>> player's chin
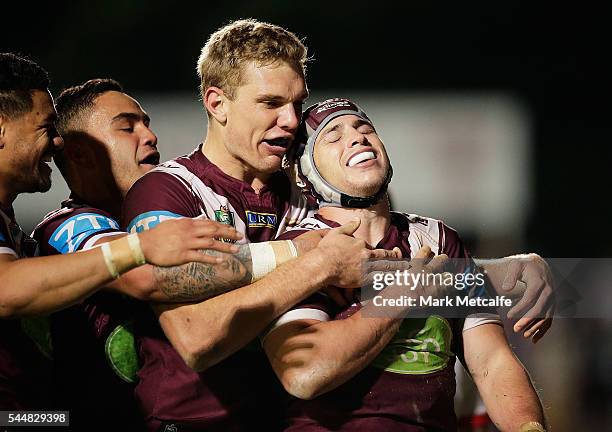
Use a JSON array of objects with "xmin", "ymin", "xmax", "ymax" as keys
[{"xmin": 258, "ymin": 154, "xmax": 284, "ymax": 173}]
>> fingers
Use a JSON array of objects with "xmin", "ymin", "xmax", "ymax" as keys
[
  {"xmin": 369, "ymin": 248, "xmax": 401, "ymax": 260},
  {"xmin": 507, "ymin": 276, "xmax": 545, "ymax": 320},
  {"xmin": 531, "ymin": 319, "xmax": 552, "ymax": 343},
  {"xmin": 427, "ymin": 254, "xmax": 449, "ymax": 272},
  {"xmin": 511, "ymin": 284, "xmax": 553, "ymax": 334},
  {"xmin": 183, "ymin": 250, "xmax": 226, "ymax": 265},
  {"xmin": 501, "ymin": 259, "xmax": 523, "ymax": 291},
  {"xmin": 191, "ymin": 219, "xmax": 243, "ymax": 241},
  {"xmin": 333, "ymin": 218, "xmax": 361, "ymax": 236},
  {"xmin": 189, "ymin": 237, "xmax": 239, "ymax": 255},
  {"xmin": 413, "ymin": 246, "xmax": 432, "ymax": 260},
  {"xmin": 522, "ymin": 318, "xmax": 552, "ymax": 342}
]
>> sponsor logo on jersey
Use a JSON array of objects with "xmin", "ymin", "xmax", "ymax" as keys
[
  {"xmin": 50, "ymin": 212, "xmax": 120, "ymax": 254},
  {"xmin": 245, "ymin": 210, "xmax": 277, "ymax": 228},
  {"xmin": 214, "ymin": 206, "xmax": 237, "ymax": 243},
  {"xmin": 127, "ymin": 210, "xmax": 182, "ymax": 233},
  {"xmin": 214, "ymin": 206, "xmax": 235, "ymax": 227},
  {"xmin": 371, "ymin": 315, "xmax": 453, "ymax": 374}
]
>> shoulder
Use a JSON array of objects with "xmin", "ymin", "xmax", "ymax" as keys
[
  {"xmin": 33, "ymin": 204, "xmax": 121, "ymax": 254},
  {"xmin": 122, "ymin": 160, "xmax": 201, "ymax": 231},
  {"xmin": 392, "ymin": 212, "xmax": 467, "ymax": 259}
]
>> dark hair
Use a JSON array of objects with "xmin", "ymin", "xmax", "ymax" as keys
[
  {"xmin": 0, "ymin": 53, "xmax": 50, "ymax": 119},
  {"xmin": 55, "ymin": 78, "xmax": 123, "ymax": 134}
]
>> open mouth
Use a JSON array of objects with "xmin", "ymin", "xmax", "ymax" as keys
[
  {"xmin": 347, "ymin": 151, "xmax": 377, "ymax": 167},
  {"xmin": 263, "ymin": 137, "xmax": 292, "ymax": 148},
  {"xmin": 140, "ymin": 152, "xmax": 160, "ymax": 166}
]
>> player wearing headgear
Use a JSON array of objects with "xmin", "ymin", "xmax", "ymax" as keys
[
  {"xmin": 0, "ymin": 53, "xmax": 238, "ymax": 410},
  {"xmin": 263, "ymin": 98, "xmax": 547, "ymax": 432},
  {"xmin": 120, "ymin": 20, "xmax": 398, "ymax": 431}
]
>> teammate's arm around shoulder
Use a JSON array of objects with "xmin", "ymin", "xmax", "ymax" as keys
[
  {"xmin": 0, "ymin": 217, "xmax": 237, "ymax": 318},
  {"xmin": 155, "ymin": 219, "xmax": 400, "ymax": 372}
]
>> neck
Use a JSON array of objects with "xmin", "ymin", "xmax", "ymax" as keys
[
  {"xmin": 68, "ymin": 175, "xmax": 123, "ymax": 220},
  {"xmin": 202, "ymin": 125, "xmax": 270, "ymax": 193},
  {"xmin": 0, "ymin": 183, "xmax": 17, "ymax": 210},
  {"xmin": 318, "ymin": 196, "xmax": 391, "ymax": 246}
]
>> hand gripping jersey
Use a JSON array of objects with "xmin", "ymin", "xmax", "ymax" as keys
[
  {"xmin": 0, "ymin": 207, "xmax": 53, "ymax": 410},
  {"xmin": 121, "ymin": 146, "xmax": 312, "ymax": 431},
  {"xmin": 267, "ymin": 212, "xmax": 500, "ymax": 432},
  {"xmin": 32, "ymin": 198, "xmax": 146, "ymax": 431}
]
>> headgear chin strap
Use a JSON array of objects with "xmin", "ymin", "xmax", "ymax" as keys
[{"xmin": 297, "ymin": 99, "xmax": 393, "ymax": 208}]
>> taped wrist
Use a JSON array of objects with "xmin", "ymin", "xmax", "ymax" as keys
[
  {"xmin": 102, "ymin": 233, "xmax": 147, "ymax": 278},
  {"xmin": 248, "ymin": 240, "xmax": 298, "ymax": 282}
]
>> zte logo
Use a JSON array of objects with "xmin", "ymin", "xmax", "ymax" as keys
[
  {"xmin": 245, "ymin": 211, "xmax": 277, "ymax": 228},
  {"xmin": 50, "ymin": 213, "xmax": 120, "ymax": 253},
  {"xmin": 127, "ymin": 210, "xmax": 183, "ymax": 233}
]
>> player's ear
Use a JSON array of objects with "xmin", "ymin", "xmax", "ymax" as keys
[{"xmin": 204, "ymin": 87, "xmax": 227, "ymax": 125}]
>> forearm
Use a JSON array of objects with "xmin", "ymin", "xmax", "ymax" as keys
[
  {"xmin": 151, "ymin": 240, "xmax": 297, "ymax": 301},
  {"xmin": 157, "ymin": 249, "xmax": 331, "ymax": 371},
  {"xmin": 466, "ymin": 324, "xmax": 546, "ymax": 430},
  {"xmin": 269, "ymin": 314, "xmax": 401, "ymax": 400},
  {"xmin": 475, "ymin": 350, "xmax": 545, "ymax": 430},
  {"xmin": 0, "ymin": 251, "xmax": 113, "ymax": 317}
]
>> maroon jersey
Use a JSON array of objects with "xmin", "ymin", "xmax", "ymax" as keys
[
  {"xmin": 121, "ymin": 146, "xmax": 311, "ymax": 431},
  {"xmin": 268, "ymin": 212, "xmax": 500, "ymax": 432},
  {"xmin": 32, "ymin": 198, "xmax": 146, "ymax": 431},
  {"xmin": 0, "ymin": 207, "xmax": 53, "ymax": 410}
]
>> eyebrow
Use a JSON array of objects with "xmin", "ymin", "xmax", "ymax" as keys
[
  {"xmin": 323, "ymin": 123, "xmax": 343, "ymax": 136},
  {"xmin": 353, "ymin": 119, "xmax": 373, "ymax": 129},
  {"xmin": 255, "ymin": 91, "xmax": 309, "ymax": 103},
  {"xmin": 111, "ymin": 112, "xmax": 150, "ymax": 124}
]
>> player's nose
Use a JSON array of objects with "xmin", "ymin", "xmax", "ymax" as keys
[{"xmin": 278, "ymin": 104, "xmax": 300, "ymax": 132}]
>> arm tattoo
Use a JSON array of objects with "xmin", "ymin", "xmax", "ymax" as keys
[{"xmin": 153, "ymin": 244, "xmax": 253, "ymax": 301}]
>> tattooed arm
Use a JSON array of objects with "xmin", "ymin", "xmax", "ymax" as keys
[{"xmin": 151, "ymin": 245, "xmax": 253, "ymax": 301}]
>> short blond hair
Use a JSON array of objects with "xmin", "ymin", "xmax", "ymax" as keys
[{"xmin": 197, "ymin": 19, "xmax": 308, "ymax": 102}]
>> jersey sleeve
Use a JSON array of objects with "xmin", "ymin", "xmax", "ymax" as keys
[
  {"xmin": 36, "ymin": 208, "xmax": 123, "ymax": 255},
  {"xmin": 0, "ymin": 229, "xmax": 17, "ymax": 257},
  {"xmin": 121, "ymin": 171, "xmax": 202, "ymax": 232},
  {"xmin": 439, "ymin": 223, "xmax": 501, "ymax": 331}
]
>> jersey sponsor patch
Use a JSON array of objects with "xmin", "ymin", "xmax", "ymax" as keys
[
  {"xmin": 126, "ymin": 210, "xmax": 183, "ymax": 233},
  {"xmin": 371, "ymin": 315, "xmax": 453, "ymax": 375},
  {"xmin": 245, "ymin": 210, "xmax": 277, "ymax": 228},
  {"xmin": 49, "ymin": 212, "xmax": 120, "ymax": 253},
  {"xmin": 214, "ymin": 205, "xmax": 235, "ymax": 227}
]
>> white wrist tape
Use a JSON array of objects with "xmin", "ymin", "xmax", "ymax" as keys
[
  {"xmin": 101, "ymin": 242, "xmax": 120, "ymax": 279},
  {"xmin": 248, "ymin": 240, "xmax": 298, "ymax": 282}
]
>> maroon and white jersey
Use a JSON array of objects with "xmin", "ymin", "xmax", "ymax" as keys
[
  {"xmin": 0, "ymin": 207, "xmax": 52, "ymax": 410},
  {"xmin": 121, "ymin": 146, "xmax": 312, "ymax": 430},
  {"xmin": 32, "ymin": 198, "xmax": 146, "ymax": 431},
  {"xmin": 267, "ymin": 212, "xmax": 500, "ymax": 432}
]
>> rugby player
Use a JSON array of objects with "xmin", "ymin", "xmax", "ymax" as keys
[
  {"xmin": 0, "ymin": 54, "xmax": 242, "ymax": 410},
  {"xmin": 33, "ymin": 77, "xmax": 339, "ymax": 429},
  {"xmin": 121, "ymin": 19, "xmax": 554, "ymax": 430},
  {"xmin": 263, "ymin": 98, "xmax": 547, "ymax": 432}
]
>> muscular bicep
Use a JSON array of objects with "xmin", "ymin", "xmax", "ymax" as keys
[{"xmin": 463, "ymin": 322, "xmax": 511, "ymax": 381}]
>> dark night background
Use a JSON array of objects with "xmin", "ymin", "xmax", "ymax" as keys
[
  {"xmin": 3, "ymin": 1, "xmax": 609, "ymax": 256},
  {"xmin": 2, "ymin": 1, "xmax": 611, "ymax": 429}
]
